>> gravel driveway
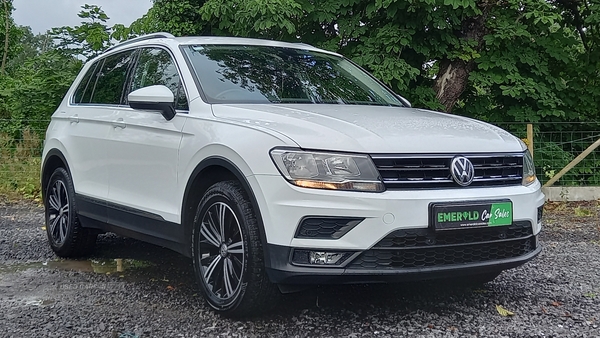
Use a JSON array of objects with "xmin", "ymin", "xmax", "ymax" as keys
[{"xmin": 0, "ymin": 201, "xmax": 599, "ymax": 337}]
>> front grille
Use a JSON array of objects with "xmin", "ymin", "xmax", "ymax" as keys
[
  {"xmin": 348, "ymin": 221, "xmax": 535, "ymax": 269},
  {"xmin": 295, "ymin": 217, "xmax": 364, "ymax": 239},
  {"xmin": 372, "ymin": 154, "xmax": 523, "ymax": 189}
]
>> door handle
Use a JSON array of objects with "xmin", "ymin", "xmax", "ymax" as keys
[
  {"xmin": 69, "ymin": 115, "xmax": 79, "ymax": 124},
  {"xmin": 112, "ymin": 118, "xmax": 126, "ymax": 129}
]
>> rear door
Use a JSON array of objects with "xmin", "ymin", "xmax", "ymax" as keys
[
  {"xmin": 106, "ymin": 46, "xmax": 188, "ymax": 240},
  {"xmin": 64, "ymin": 50, "xmax": 135, "ymax": 222}
]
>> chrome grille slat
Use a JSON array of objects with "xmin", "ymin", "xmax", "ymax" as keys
[
  {"xmin": 473, "ymin": 165, "xmax": 520, "ymax": 169},
  {"xmin": 379, "ymin": 167, "xmax": 450, "ymax": 171},
  {"xmin": 372, "ymin": 154, "xmax": 524, "ymax": 189}
]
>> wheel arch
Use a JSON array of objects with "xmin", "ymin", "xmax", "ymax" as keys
[
  {"xmin": 181, "ymin": 156, "xmax": 272, "ymax": 268},
  {"xmin": 41, "ymin": 149, "xmax": 71, "ymax": 199}
]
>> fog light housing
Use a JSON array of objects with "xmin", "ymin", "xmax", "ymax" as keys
[
  {"xmin": 291, "ymin": 249, "xmax": 354, "ymax": 266},
  {"xmin": 310, "ymin": 251, "xmax": 345, "ymax": 265}
]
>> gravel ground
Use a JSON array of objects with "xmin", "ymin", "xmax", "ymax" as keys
[{"xmin": 0, "ymin": 201, "xmax": 599, "ymax": 338}]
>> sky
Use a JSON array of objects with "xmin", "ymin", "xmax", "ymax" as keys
[{"xmin": 12, "ymin": 0, "xmax": 153, "ymax": 34}]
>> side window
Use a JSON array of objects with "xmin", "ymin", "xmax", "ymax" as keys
[
  {"xmin": 130, "ymin": 48, "xmax": 189, "ymax": 110},
  {"xmin": 90, "ymin": 50, "xmax": 135, "ymax": 105},
  {"xmin": 72, "ymin": 61, "xmax": 99, "ymax": 104}
]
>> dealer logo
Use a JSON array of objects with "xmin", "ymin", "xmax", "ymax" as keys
[{"xmin": 451, "ymin": 156, "xmax": 474, "ymax": 186}]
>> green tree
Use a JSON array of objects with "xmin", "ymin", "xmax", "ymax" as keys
[
  {"xmin": 131, "ymin": 0, "xmax": 598, "ymax": 124},
  {"xmin": 50, "ymin": 4, "xmax": 112, "ymax": 59},
  {"xmin": 0, "ymin": 50, "xmax": 82, "ymax": 138},
  {"xmin": 6, "ymin": 26, "xmax": 53, "ymax": 73},
  {"xmin": 128, "ymin": 0, "xmax": 208, "ymax": 37},
  {"xmin": 1, "ymin": 0, "xmax": 21, "ymax": 74}
]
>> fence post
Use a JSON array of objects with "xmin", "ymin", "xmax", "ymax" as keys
[
  {"xmin": 543, "ymin": 136, "xmax": 600, "ymax": 187},
  {"xmin": 527, "ymin": 124, "xmax": 533, "ymax": 157}
]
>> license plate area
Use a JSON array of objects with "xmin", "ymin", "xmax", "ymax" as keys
[{"xmin": 430, "ymin": 200, "xmax": 513, "ymax": 230}]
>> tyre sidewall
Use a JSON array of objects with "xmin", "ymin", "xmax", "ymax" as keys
[
  {"xmin": 192, "ymin": 184, "xmax": 251, "ymax": 313},
  {"xmin": 45, "ymin": 168, "xmax": 78, "ymax": 254}
]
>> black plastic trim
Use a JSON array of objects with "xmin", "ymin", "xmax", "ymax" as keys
[
  {"xmin": 75, "ymin": 194, "xmax": 186, "ymax": 255},
  {"xmin": 76, "ymin": 194, "xmax": 108, "ymax": 223},
  {"xmin": 129, "ymin": 101, "xmax": 176, "ymax": 121},
  {"xmin": 265, "ymin": 242, "xmax": 541, "ymax": 284},
  {"xmin": 41, "ymin": 149, "xmax": 71, "ymax": 199},
  {"xmin": 294, "ymin": 216, "xmax": 364, "ymax": 239}
]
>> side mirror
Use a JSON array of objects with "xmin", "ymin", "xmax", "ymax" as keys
[
  {"xmin": 128, "ymin": 85, "xmax": 176, "ymax": 121},
  {"xmin": 396, "ymin": 94, "xmax": 412, "ymax": 108}
]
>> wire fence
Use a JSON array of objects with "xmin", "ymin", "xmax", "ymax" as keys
[
  {"xmin": 0, "ymin": 119, "xmax": 46, "ymax": 199},
  {"xmin": 1, "ymin": 119, "xmax": 600, "ymax": 200},
  {"xmin": 493, "ymin": 122, "xmax": 600, "ymax": 187}
]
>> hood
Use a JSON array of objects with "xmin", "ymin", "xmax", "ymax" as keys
[{"xmin": 211, "ymin": 104, "xmax": 524, "ymax": 154}]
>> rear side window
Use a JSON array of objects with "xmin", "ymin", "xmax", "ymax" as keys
[
  {"xmin": 129, "ymin": 48, "xmax": 188, "ymax": 110},
  {"xmin": 87, "ymin": 50, "xmax": 135, "ymax": 105},
  {"xmin": 73, "ymin": 62, "xmax": 99, "ymax": 104}
]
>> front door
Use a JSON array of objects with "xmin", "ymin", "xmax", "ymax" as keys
[{"xmin": 106, "ymin": 47, "xmax": 189, "ymax": 242}]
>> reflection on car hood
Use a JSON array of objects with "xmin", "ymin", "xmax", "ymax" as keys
[{"xmin": 211, "ymin": 104, "xmax": 524, "ymax": 153}]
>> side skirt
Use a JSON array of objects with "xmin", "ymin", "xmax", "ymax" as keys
[{"xmin": 75, "ymin": 194, "xmax": 189, "ymax": 257}]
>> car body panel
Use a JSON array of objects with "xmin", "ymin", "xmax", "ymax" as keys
[
  {"xmin": 46, "ymin": 107, "xmax": 114, "ymax": 201},
  {"xmin": 105, "ymin": 108, "xmax": 187, "ymax": 223},
  {"xmin": 212, "ymin": 104, "xmax": 523, "ymax": 154},
  {"xmin": 250, "ymin": 174, "xmax": 543, "ymax": 248}
]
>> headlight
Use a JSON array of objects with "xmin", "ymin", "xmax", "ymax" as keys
[
  {"xmin": 270, "ymin": 149, "xmax": 385, "ymax": 192},
  {"xmin": 522, "ymin": 149, "xmax": 536, "ymax": 186}
]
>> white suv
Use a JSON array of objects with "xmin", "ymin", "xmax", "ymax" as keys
[{"xmin": 41, "ymin": 33, "xmax": 544, "ymax": 316}]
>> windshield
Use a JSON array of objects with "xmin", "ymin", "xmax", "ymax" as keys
[{"xmin": 183, "ymin": 45, "xmax": 404, "ymax": 106}]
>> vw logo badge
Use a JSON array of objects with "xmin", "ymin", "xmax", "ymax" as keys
[{"xmin": 450, "ymin": 156, "xmax": 475, "ymax": 186}]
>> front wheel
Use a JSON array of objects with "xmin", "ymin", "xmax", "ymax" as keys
[{"xmin": 192, "ymin": 181, "xmax": 279, "ymax": 317}]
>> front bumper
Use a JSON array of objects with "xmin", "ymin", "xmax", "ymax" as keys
[
  {"xmin": 249, "ymin": 174, "xmax": 544, "ymax": 284},
  {"xmin": 266, "ymin": 243, "xmax": 542, "ymax": 284}
]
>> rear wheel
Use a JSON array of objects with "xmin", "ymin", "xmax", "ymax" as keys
[
  {"xmin": 44, "ymin": 167, "xmax": 97, "ymax": 257},
  {"xmin": 192, "ymin": 180, "xmax": 279, "ymax": 317}
]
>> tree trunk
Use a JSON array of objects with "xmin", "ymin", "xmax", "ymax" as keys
[
  {"xmin": 433, "ymin": 59, "xmax": 473, "ymax": 113},
  {"xmin": 433, "ymin": 2, "xmax": 493, "ymax": 113},
  {"xmin": 1, "ymin": 0, "xmax": 9, "ymax": 75}
]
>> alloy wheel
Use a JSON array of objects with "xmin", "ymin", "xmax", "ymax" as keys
[
  {"xmin": 198, "ymin": 201, "xmax": 245, "ymax": 303},
  {"xmin": 47, "ymin": 180, "xmax": 69, "ymax": 246}
]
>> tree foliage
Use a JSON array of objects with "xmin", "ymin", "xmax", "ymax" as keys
[
  {"xmin": 1, "ymin": 0, "xmax": 21, "ymax": 74},
  {"xmin": 132, "ymin": 0, "xmax": 599, "ymax": 125},
  {"xmin": 0, "ymin": 1, "xmax": 598, "ymax": 193},
  {"xmin": 0, "ymin": 5, "xmax": 106, "ymax": 139},
  {"xmin": 0, "ymin": 51, "xmax": 82, "ymax": 137},
  {"xmin": 50, "ymin": 4, "xmax": 113, "ymax": 59}
]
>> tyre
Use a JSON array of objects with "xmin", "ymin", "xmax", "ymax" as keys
[
  {"xmin": 44, "ymin": 167, "xmax": 97, "ymax": 257},
  {"xmin": 192, "ymin": 180, "xmax": 280, "ymax": 317}
]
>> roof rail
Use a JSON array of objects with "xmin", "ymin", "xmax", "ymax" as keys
[
  {"xmin": 295, "ymin": 42, "xmax": 317, "ymax": 49},
  {"xmin": 105, "ymin": 32, "xmax": 175, "ymax": 52}
]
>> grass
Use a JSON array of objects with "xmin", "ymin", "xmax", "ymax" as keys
[
  {"xmin": 574, "ymin": 206, "xmax": 595, "ymax": 217},
  {"xmin": 0, "ymin": 129, "xmax": 42, "ymax": 202}
]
